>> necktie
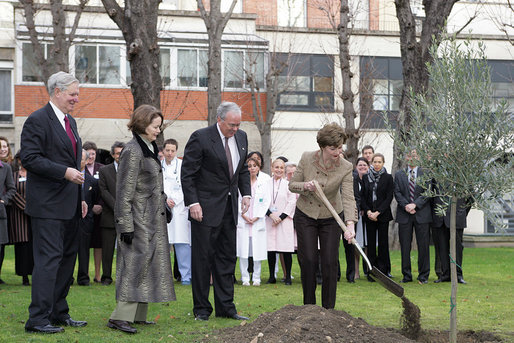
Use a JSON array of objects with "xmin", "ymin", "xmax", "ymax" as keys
[
  {"xmin": 409, "ymin": 169, "xmax": 415, "ymax": 202},
  {"xmin": 64, "ymin": 115, "xmax": 77, "ymax": 157},
  {"xmin": 225, "ymin": 137, "xmax": 234, "ymax": 178}
]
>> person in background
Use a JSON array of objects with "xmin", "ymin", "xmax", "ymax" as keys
[
  {"xmin": 0, "ymin": 144, "xmax": 15, "ymax": 284},
  {"xmin": 82, "ymin": 141, "xmax": 103, "ymax": 283},
  {"xmin": 0, "ymin": 137, "xmax": 13, "ymax": 164},
  {"xmin": 237, "ymin": 157, "xmax": 271, "ymax": 286},
  {"xmin": 361, "ymin": 145, "xmax": 374, "ymax": 164},
  {"xmin": 76, "ymin": 150, "xmax": 100, "ymax": 286},
  {"xmin": 352, "ymin": 157, "xmax": 369, "ymax": 280},
  {"xmin": 98, "ymin": 141, "xmax": 125, "ymax": 286},
  {"xmin": 361, "ymin": 153, "xmax": 393, "ymax": 282},
  {"xmin": 8, "ymin": 151, "xmax": 34, "ymax": 286},
  {"xmin": 394, "ymin": 149, "xmax": 432, "ymax": 284},
  {"xmin": 162, "ymin": 138, "xmax": 191, "ymax": 285},
  {"xmin": 21, "ymin": 71, "xmax": 87, "ymax": 334},
  {"xmin": 107, "ymin": 104, "xmax": 175, "ymax": 334},
  {"xmin": 289, "ymin": 123, "xmax": 357, "ymax": 309}
]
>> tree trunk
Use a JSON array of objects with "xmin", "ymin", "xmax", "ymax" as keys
[
  {"xmin": 102, "ymin": 0, "xmax": 162, "ymax": 110},
  {"xmin": 392, "ymin": 0, "xmax": 459, "ymax": 173},
  {"xmin": 449, "ymin": 196, "xmax": 458, "ymax": 343},
  {"xmin": 338, "ymin": 0, "xmax": 359, "ymax": 165}
]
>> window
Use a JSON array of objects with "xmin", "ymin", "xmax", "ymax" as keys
[
  {"xmin": 22, "ymin": 42, "xmax": 53, "ymax": 82},
  {"xmin": 0, "ymin": 69, "xmax": 12, "ymax": 122},
  {"xmin": 276, "ymin": 54, "xmax": 334, "ymax": 111},
  {"xmin": 277, "ymin": 0, "xmax": 306, "ymax": 27},
  {"xmin": 246, "ymin": 51, "xmax": 265, "ymax": 89},
  {"xmin": 176, "ymin": 49, "xmax": 208, "ymax": 87},
  {"xmin": 223, "ymin": 50, "xmax": 266, "ymax": 90},
  {"xmin": 489, "ymin": 60, "xmax": 514, "ymax": 113},
  {"xmin": 75, "ymin": 45, "xmax": 121, "ymax": 85}
]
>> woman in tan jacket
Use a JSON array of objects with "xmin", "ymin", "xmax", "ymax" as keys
[{"xmin": 289, "ymin": 123, "xmax": 358, "ymax": 309}]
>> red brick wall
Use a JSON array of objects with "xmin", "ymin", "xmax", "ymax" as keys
[
  {"xmin": 369, "ymin": 0, "xmax": 379, "ymax": 31},
  {"xmin": 245, "ymin": 0, "xmax": 277, "ymax": 26},
  {"xmin": 15, "ymin": 85, "xmax": 265, "ymax": 122},
  {"xmin": 307, "ymin": 0, "xmax": 339, "ymax": 29}
]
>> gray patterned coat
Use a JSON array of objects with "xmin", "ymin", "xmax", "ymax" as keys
[{"xmin": 114, "ymin": 135, "xmax": 175, "ymax": 303}]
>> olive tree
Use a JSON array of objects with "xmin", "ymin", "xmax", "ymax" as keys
[{"xmin": 389, "ymin": 37, "xmax": 513, "ymax": 343}]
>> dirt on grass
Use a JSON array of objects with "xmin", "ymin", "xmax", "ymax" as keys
[{"xmin": 203, "ymin": 304, "xmax": 505, "ymax": 343}]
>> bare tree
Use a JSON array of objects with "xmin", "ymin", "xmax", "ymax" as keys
[
  {"xmin": 393, "ymin": 0, "xmax": 459, "ymax": 172},
  {"xmin": 19, "ymin": 0, "xmax": 88, "ymax": 88},
  {"xmin": 101, "ymin": 0, "xmax": 162, "ymax": 109},
  {"xmin": 197, "ymin": 0, "xmax": 239, "ymax": 125}
]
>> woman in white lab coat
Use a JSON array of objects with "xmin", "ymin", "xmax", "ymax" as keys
[{"xmin": 236, "ymin": 157, "xmax": 271, "ymax": 286}]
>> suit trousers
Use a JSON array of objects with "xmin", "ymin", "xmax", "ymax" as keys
[
  {"xmin": 399, "ymin": 217, "xmax": 430, "ymax": 281},
  {"xmin": 101, "ymin": 227, "xmax": 117, "ymax": 282},
  {"xmin": 365, "ymin": 219, "xmax": 390, "ymax": 274},
  {"xmin": 431, "ymin": 225, "xmax": 442, "ymax": 278},
  {"xmin": 110, "ymin": 301, "xmax": 148, "ymax": 322},
  {"xmin": 191, "ymin": 198, "xmax": 237, "ymax": 317},
  {"xmin": 294, "ymin": 208, "xmax": 342, "ymax": 310},
  {"xmin": 26, "ymin": 217, "xmax": 79, "ymax": 327},
  {"xmin": 77, "ymin": 219, "xmax": 94, "ymax": 284},
  {"xmin": 436, "ymin": 224, "xmax": 464, "ymax": 279}
]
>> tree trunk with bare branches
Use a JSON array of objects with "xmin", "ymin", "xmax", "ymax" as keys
[
  {"xmin": 101, "ymin": 0, "xmax": 162, "ymax": 110},
  {"xmin": 392, "ymin": 0, "xmax": 459, "ymax": 172},
  {"xmin": 19, "ymin": 0, "xmax": 88, "ymax": 88},
  {"xmin": 197, "ymin": 0, "xmax": 239, "ymax": 125}
]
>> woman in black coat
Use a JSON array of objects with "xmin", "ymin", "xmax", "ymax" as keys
[{"xmin": 361, "ymin": 153, "xmax": 393, "ymax": 281}]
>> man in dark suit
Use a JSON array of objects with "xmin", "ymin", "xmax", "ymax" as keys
[
  {"xmin": 21, "ymin": 71, "xmax": 88, "ymax": 334},
  {"xmin": 432, "ymin": 192, "xmax": 471, "ymax": 284},
  {"xmin": 394, "ymin": 150, "xmax": 432, "ymax": 284},
  {"xmin": 181, "ymin": 102, "xmax": 251, "ymax": 321},
  {"xmin": 98, "ymin": 141, "xmax": 125, "ymax": 285},
  {"xmin": 76, "ymin": 149, "xmax": 100, "ymax": 286}
]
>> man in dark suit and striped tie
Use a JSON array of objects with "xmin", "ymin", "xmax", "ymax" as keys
[
  {"xmin": 21, "ymin": 71, "xmax": 88, "ymax": 334},
  {"xmin": 394, "ymin": 149, "xmax": 432, "ymax": 284}
]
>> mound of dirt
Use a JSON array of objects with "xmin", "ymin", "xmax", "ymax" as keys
[
  {"xmin": 203, "ymin": 304, "xmax": 506, "ymax": 343},
  {"xmin": 204, "ymin": 304, "xmax": 416, "ymax": 343}
]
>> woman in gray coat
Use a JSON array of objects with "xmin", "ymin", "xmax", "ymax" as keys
[
  {"xmin": 0, "ymin": 157, "xmax": 16, "ymax": 284},
  {"xmin": 107, "ymin": 105, "xmax": 175, "ymax": 334}
]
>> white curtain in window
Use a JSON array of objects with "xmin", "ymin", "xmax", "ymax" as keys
[
  {"xmin": 178, "ymin": 49, "xmax": 197, "ymax": 87},
  {"xmin": 99, "ymin": 46, "xmax": 120, "ymax": 84},
  {"xmin": 0, "ymin": 70, "xmax": 11, "ymax": 112},
  {"xmin": 224, "ymin": 51, "xmax": 244, "ymax": 88}
]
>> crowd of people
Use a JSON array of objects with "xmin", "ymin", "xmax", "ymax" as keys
[{"xmin": 0, "ymin": 71, "xmax": 471, "ymax": 335}]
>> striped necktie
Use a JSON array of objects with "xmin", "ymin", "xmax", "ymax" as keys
[{"xmin": 409, "ymin": 169, "xmax": 415, "ymax": 202}]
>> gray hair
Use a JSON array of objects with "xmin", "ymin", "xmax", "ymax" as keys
[
  {"xmin": 216, "ymin": 101, "xmax": 241, "ymax": 121},
  {"xmin": 82, "ymin": 149, "xmax": 89, "ymax": 160},
  {"xmin": 48, "ymin": 71, "xmax": 79, "ymax": 97},
  {"xmin": 110, "ymin": 141, "xmax": 125, "ymax": 155}
]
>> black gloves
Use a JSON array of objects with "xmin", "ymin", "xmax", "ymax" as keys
[{"xmin": 120, "ymin": 232, "xmax": 134, "ymax": 244}]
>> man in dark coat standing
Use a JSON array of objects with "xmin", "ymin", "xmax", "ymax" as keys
[
  {"xmin": 394, "ymin": 150, "xmax": 432, "ymax": 284},
  {"xmin": 181, "ymin": 102, "xmax": 251, "ymax": 321},
  {"xmin": 21, "ymin": 71, "xmax": 87, "ymax": 334}
]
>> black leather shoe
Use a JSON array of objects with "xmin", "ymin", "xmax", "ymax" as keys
[
  {"xmin": 458, "ymin": 278, "xmax": 467, "ymax": 284},
  {"xmin": 284, "ymin": 278, "xmax": 292, "ymax": 286},
  {"xmin": 387, "ymin": 273, "xmax": 394, "ymax": 278},
  {"xmin": 77, "ymin": 281, "xmax": 90, "ymax": 286},
  {"xmin": 52, "ymin": 318, "xmax": 87, "ymax": 327},
  {"xmin": 367, "ymin": 275, "xmax": 375, "ymax": 282},
  {"xmin": 266, "ymin": 277, "xmax": 276, "ymax": 284},
  {"xmin": 434, "ymin": 278, "xmax": 450, "ymax": 283},
  {"xmin": 107, "ymin": 319, "xmax": 137, "ymax": 334},
  {"xmin": 195, "ymin": 314, "xmax": 209, "ymax": 321},
  {"xmin": 0, "ymin": 279, "xmax": 5, "ymax": 285},
  {"xmin": 101, "ymin": 279, "xmax": 112, "ymax": 286},
  {"xmin": 25, "ymin": 324, "xmax": 64, "ymax": 334},
  {"xmin": 134, "ymin": 320, "xmax": 155, "ymax": 325},
  {"xmin": 400, "ymin": 278, "xmax": 412, "ymax": 283},
  {"xmin": 230, "ymin": 313, "xmax": 249, "ymax": 320},
  {"xmin": 347, "ymin": 279, "xmax": 355, "ymax": 283},
  {"xmin": 418, "ymin": 279, "xmax": 428, "ymax": 285}
]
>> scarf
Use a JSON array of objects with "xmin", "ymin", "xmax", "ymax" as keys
[{"xmin": 368, "ymin": 166, "xmax": 386, "ymax": 203}]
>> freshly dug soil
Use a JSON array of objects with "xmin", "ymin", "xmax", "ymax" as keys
[{"xmin": 203, "ymin": 304, "xmax": 505, "ymax": 343}]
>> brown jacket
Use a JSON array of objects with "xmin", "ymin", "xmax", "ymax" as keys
[{"xmin": 289, "ymin": 150, "xmax": 357, "ymax": 222}]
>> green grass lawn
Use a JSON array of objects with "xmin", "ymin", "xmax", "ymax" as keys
[{"xmin": 0, "ymin": 246, "xmax": 513, "ymax": 342}]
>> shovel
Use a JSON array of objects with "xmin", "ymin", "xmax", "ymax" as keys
[{"xmin": 312, "ymin": 180, "xmax": 404, "ymax": 298}]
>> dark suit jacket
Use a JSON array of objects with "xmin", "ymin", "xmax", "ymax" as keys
[
  {"xmin": 181, "ymin": 124, "xmax": 251, "ymax": 227},
  {"xmin": 20, "ymin": 102, "xmax": 82, "ymax": 220},
  {"xmin": 394, "ymin": 167, "xmax": 432, "ymax": 224},
  {"xmin": 361, "ymin": 172, "xmax": 394, "ymax": 222},
  {"xmin": 432, "ymin": 195, "xmax": 471, "ymax": 229},
  {"xmin": 80, "ymin": 173, "xmax": 99, "ymax": 227},
  {"xmin": 98, "ymin": 163, "xmax": 117, "ymax": 228}
]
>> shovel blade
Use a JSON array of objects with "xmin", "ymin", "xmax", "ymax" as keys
[{"xmin": 369, "ymin": 268, "xmax": 404, "ymax": 298}]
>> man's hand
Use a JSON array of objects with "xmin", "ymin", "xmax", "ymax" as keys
[
  {"xmin": 65, "ymin": 168, "xmax": 84, "ymax": 185},
  {"xmin": 166, "ymin": 198, "xmax": 176, "ymax": 209},
  {"xmin": 120, "ymin": 232, "xmax": 134, "ymax": 245},
  {"xmin": 92, "ymin": 204, "xmax": 102, "ymax": 215},
  {"xmin": 405, "ymin": 203, "xmax": 416, "ymax": 214},
  {"xmin": 190, "ymin": 203, "xmax": 203, "ymax": 222},
  {"xmin": 241, "ymin": 197, "xmax": 251, "ymax": 214},
  {"xmin": 81, "ymin": 201, "xmax": 88, "ymax": 218}
]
